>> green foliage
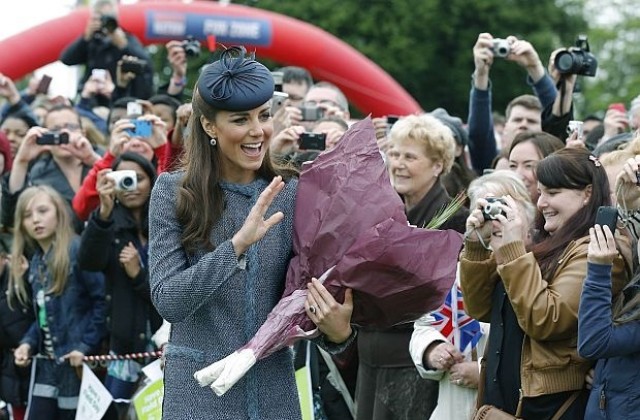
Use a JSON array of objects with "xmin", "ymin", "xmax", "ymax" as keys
[
  {"xmin": 575, "ymin": 1, "xmax": 640, "ymax": 117},
  {"xmin": 252, "ymin": 0, "xmax": 587, "ymax": 119}
]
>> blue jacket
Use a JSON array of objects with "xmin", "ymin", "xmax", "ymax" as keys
[
  {"xmin": 466, "ymin": 73, "xmax": 557, "ymax": 173},
  {"xmin": 578, "ymin": 262, "xmax": 640, "ymax": 419},
  {"xmin": 20, "ymin": 237, "xmax": 107, "ymax": 361}
]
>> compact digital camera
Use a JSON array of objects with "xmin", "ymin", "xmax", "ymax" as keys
[
  {"xmin": 126, "ymin": 119, "xmax": 153, "ymax": 138},
  {"xmin": 491, "ymin": 38, "xmax": 511, "ymax": 58},
  {"xmin": 482, "ymin": 197, "xmax": 507, "ymax": 221},
  {"xmin": 298, "ymin": 132, "xmax": 326, "ymax": 151},
  {"xmin": 36, "ymin": 131, "xmax": 69, "ymax": 146},
  {"xmin": 182, "ymin": 36, "xmax": 201, "ymax": 57},
  {"xmin": 107, "ymin": 170, "xmax": 137, "ymax": 192},
  {"xmin": 299, "ymin": 104, "xmax": 324, "ymax": 122},
  {"xmin": 554, "ymin": 35, "xmax": 598, "ymax": 77}
]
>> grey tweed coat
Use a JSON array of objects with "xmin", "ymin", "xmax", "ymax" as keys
[{"xmin": 149, "ymin": 172, "xmax": 301, "ymax": 420}]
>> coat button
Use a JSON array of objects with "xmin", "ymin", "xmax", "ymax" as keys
[
  {"xmin": 45, "ymin": 296, "xmax": 51, "ymax": 302},
  {"xmin": 105, "ymin": 295, "xmax": 112, "ymax": 302},
  {"xmin": 52, "ymin": 336, "xmax": 57, "ymax": 343},
  {"xmin": 139, "ymin": 333, "xmax": 146, "ymax": 340}
]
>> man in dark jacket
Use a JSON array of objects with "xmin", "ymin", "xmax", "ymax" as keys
[{"xmin": 59, "ymin": 0, "xmax": 153, "ymax": 100}]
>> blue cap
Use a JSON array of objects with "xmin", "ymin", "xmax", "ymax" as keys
[{"xmin": 197, "ymin": 46, "xmax": 274, "ymax": 112}]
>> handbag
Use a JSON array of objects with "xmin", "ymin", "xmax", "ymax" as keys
[{"xmin": 472, "ymin": 358, "xmax": 580, "ymax": 420}]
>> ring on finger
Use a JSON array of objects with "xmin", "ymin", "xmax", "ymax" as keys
[{"xmin": 309, "ymin": 306, "xmax": 316, "ymax": 315}]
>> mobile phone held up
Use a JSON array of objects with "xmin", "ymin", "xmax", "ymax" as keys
[
  {"xmin": 298, "ymin": 132, "xmax": 326, "ymax": 151},
  {"xmin": 36, "ymin": 131, "xmax": 69, "ymax": 146},
  {"xmin": 595, "ymin": 206, "xmax": 618, "ymax": 236},
  {"xmin": 36, "ymin": 75, "xmax": 52, "ymax": 95},
  {"xmin": 126, "ymin": 120, "xmax": 153, "ymax": 138}
]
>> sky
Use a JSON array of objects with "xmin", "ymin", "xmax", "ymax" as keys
[{"xmin": 0, "ymin": 0, "xmax": 83, "ymax": 97}]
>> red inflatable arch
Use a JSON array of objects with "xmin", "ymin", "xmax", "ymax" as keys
[{"xmin": 0, "ymin": 1, "xmax": 421, "ymax": 117}]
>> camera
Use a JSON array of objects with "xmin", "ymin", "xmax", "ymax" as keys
[
  {"xmin": 482, "ymin": 197, "xmax": 507, "ymax": 221},
  {"xmin": 299, "ymin": 132, "xmax": 326, "ymax": 151},
  {"xmin": 491, "ymin": 38, "xmax": 510, "ymax": 58},
  {"xmin": 36, "ymin": 131, "xmax": 69, "ymax": 146},
  {"xmin": 107, "ymin": 170, "xmax": 137, "ymax": 192},
  {"xmin": 125, "ymin": 119, "xmax": 153, "ymax": 138},
  {"xmin": 566, "ymin": 120, "xmax": 584, "ymax": 138},
  {"xmin": 181, "ymin": 36, "xmax": 201, "ymax": 58},
  {"xmin": 271, "ymin": 71, "xmax": 284, "ymax": 92},
  {"xmin": 299, "ymin": 104, "xmax": 324, "ymax": 122},
  {"xmin": 271, "ymin": 91, "xmax": 288, "ymax": 115},
  {"xmin": 554, "ymin": 35, "xmax": 598, "ymax": 77},
  {"xmin": 120, "ymin": 59, "xmax": 146, "ymax": 76},
  {"xmin": 100, "ymin": 14, "xmax": 118, "ymax": 33}
]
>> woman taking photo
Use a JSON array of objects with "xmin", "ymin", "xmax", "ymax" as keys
[
  {"xmin": 578, "ymin": 155, "xmax": 640, "ymax": 419},
  {"xmin": 460, "ymin": 148, "xmax": 631, "ymax": 418},
  {"xmin": 78, "ymin": 152, "xmax": 162, "ymax": 416},
  {"xmin": 148, "ymin": 47, "xmax": 354, "ymax": 419},
  {"xmin": 410, "ymin": 170, "xmax": 534, "ymax": 420}
]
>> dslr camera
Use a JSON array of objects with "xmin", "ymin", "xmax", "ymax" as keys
[
  {"xmin": 107, "ymin": 170, "xmax": 137, "ymax": 192},
  {"xmin": 182, "ymin": 36, "xmax": 201, "ymax": 58},
  {"xmin": 36, "ymin": 131, "xmax": 69, "ymax": 146},
  {"xmin": 100, "ymin": 14, "xmax": 118, "ymax": 33},
  {"xmin": 554, "ymin": 35, "xmax": 598, "ymax": 77},
  {"xmin": 491, "ymin": 38, "xmax": 511, "ymax": 58},
  {"xmin": 482, "ymin": 197, "xmax": 507, "ymax": 221}
]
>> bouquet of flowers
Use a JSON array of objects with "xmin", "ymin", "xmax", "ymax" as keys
[{"xmin": 194, "ymin": 118, "xmax": 463, "ymax": 395}]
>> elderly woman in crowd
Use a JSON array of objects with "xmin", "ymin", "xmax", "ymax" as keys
[{"xmin": 354, "ymin": 114, "xmax": 468, "ymax": 420}]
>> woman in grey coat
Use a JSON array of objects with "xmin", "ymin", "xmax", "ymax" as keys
[{"xmin": 148, "ymin": 46, "xmax": 355, "ymax": 420}]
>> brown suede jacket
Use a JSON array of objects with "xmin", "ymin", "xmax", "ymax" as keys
[{"xmin": 459, "ymin": 236, "xmax": 631, "ymax": 398}]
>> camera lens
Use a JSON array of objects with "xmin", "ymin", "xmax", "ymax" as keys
[
  {"xmin": 555, "ymin": 51, "xmax": 577, "ymax": 73},
  {"xmin": 121, "ymin": 176, "xmax": 135, "ymax": 190}
]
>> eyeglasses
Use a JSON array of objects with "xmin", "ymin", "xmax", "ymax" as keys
[{"xmin": 48, "ymin": 123, "xmax": 81, "ymax": 132}]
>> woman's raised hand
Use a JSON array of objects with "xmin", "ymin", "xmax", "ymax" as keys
[
  {"xmin": 232, "ymin": 176, "xmax": 285, "ymax": 256},
  {"xmin": 587, "ymin": 224, "xmax": 618, "ymax": 265}
]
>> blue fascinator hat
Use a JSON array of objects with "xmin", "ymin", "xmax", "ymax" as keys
[{"xmin": 197, "ymin": 46, "xmax": 274, "ymax": 111}]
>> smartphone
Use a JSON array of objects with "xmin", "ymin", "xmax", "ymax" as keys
[
  {"xmin": 127, "ymin": 101, "xmax": 143, "ymax": 118},
  {"xmin": 608, "ymin": 103, "xmax": 629, "ymax": 130},
  {"xmin": 36, "ymin": 131, "xmax": 69, "ymax": 146},
  {"xmin": 121, "ymin": 59, "xmax": 145, "ymax": 75},
  {"xmin": 299, "ymin": 105, "xmax": 324, "ymax": 122},
  {"xmin": 35, "ymin": 75, "xmax": 52, "ymax": 95},
  {"xmin": 595, "ymin": 206, "xmax": 618, "ymax": 235},
  {"xmin": 608, "ymin": 103, "xmax": 627, "ymax": 114},
  {"xmin": 126, "ymin": 119, "xmax": 152, "ymax": 138},
  {"xmin": 91, "ymin": 68, "xmax": 108, "ymax": 81},
  {"xmin": 271, "ymin": 91, "xmax": 288, "ymax": 115},
  {"xmin": 299, "ymin": 132, "xmax": 326, "ymax": 151}
]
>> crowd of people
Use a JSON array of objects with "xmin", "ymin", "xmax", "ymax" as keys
[{"xmin": 1, "ymin": 1, "xmax": 640, "ymax": 419}]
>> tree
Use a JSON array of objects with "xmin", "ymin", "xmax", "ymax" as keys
[
  {"xmin": 253, "ymin": 0, "xmax": 586, "ymax": 120},
  {"xmin": 575, "ymin": 0, "xmax": 640, "ymax": 117}
]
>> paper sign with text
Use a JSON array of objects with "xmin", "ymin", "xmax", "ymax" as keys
[{"xmin": 75, "ymin": 364, "xmax": 113, "ymax": 420}]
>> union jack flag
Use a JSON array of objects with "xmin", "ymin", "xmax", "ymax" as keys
[{"xmin": 431, "ymin": 285, "xmax": 483, "ymax": 355}]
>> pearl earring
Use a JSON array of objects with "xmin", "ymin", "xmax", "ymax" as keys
[{"xmin": 210, "ymin": 137, "xmax": 217, "ymax": 147}]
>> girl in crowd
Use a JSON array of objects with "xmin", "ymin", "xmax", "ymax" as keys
[
  {"xmin": 460, "ymin": 148, "xmax": 631, "ymax": 418},
  {"xmin": 78, "ymin": 152, "xmax": 162, "ymax": 416},
  {"xmin": 148, "ymin": 47, "xmax": 354, "ymax": 419},
  {"xmin": 578, "ymin": 155, "xmax": 640, "ymax": 418},
  {"xmin": 10, "ymin": 185, "xmax": 106, "ymax": 419},
  {"xmin": 410, "ymin": 170, "xmax": 533, "ymax": 420}
]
